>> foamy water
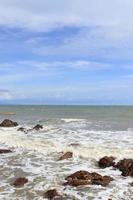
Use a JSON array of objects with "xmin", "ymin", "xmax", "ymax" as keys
[{"xmin": 0, "ymin": 116, "xmax": 132, "ymax": 200}]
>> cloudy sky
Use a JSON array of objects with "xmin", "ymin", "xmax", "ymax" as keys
[{"xmin": 0, "ymin": 0, "xmax": 133, "ymax": 104}]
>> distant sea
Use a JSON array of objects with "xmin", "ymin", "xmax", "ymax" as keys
[{"xmin": 0, "ymin": 105, "xmax": 132, "ymax": 199}]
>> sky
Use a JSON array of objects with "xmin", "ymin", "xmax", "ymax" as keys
[{"xmin": 0, "ymin": 0, "xmax": 133, "ymax": 105}]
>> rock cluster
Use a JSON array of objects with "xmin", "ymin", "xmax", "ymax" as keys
[
  {"xmin": 65, "ymin": 170, "xmax": 113, "ymax": 187},
  {"xmin": 98, "ymin": 156, "xmax": 133, "ymax": 177},
  {"xmin": 0, "ymin": 119, "xmax": 18, "ymax": 127},
  {"xmin": 17, "ymin": 124, "xmax": 43, "ymax": 134},
  {"xmin": 13, "ymin": 177, "xmax": 28, "ymax": 187}
]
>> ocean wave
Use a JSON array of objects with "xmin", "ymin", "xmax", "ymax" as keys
[{"xmin": 0, "ymin": 126, "xmax": 132, "ymax": 199}]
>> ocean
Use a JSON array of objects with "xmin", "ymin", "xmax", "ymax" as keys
[{"xmin": 0, "ymin": 105, "xmax": 132, "ymax": 200}]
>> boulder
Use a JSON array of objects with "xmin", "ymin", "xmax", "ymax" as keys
[
  {"xmin": 115, "ymin": 159, "xmax": 133, "ymax": 177},
  {"xmin": 0, "ymin": 149, "xmax": 12, "ymax": 153},
  {"xmin": 91, "ymin": 172, "xmax": 113, "ymax": 187},
  {"xmin": 13, "ymin": 177, "xmax": 28, "ymax": 187},
  {"xmin": 66, "ymin": 170, "xmax": 92, "ymax": 180},
  {"xmin": 59, "ymin": 152, "xmax": 73, "ymax": 161},
  {"xmin": 33, "ymin": 124, "xmax": 43, "ymax": 131},
  {"xmin": 44, "ymin": 189, "xmax": 60, "ymax": 199},
  {"xmin": 65, "ymin": 170, "xmax": 113, "ymax": 187},
  {"xmin": 65, "ymin": 170, "xmax": 92, "ymax": 186},
  {"xmin": 0, "ymin": 119, "xmax": 18, "ymax": 127},
  {"xmin": 98, "ymin": 156, "xmax": 116, "ymax": 168}
]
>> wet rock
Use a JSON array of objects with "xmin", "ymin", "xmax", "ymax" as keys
[
  {"xmin": 66, "ymin": 170, "xmax": 92, "ymax": 180},
  {"xmin": 115, "ymin": 159, "xmax": 133, "ymax": 177},
  {"xmin": 0, "ymin": 149, "xmax": 12, "ymax": 153},
  {"xmin": 65, "ymin": 170, "xmax": 92, "ymax": 186},
  {"xmin": 33, "ymin": 124, "xmax": 43, "ymax": 131},
  {"xmin": 17, "ymin": 124, "xmax": 43, "ymax": 134},
  {"xmin": 13, "ymin": 177, "xmax": 28, "ymax": 187},
  {"xmin": 59, "ymin": 152, "xmax": 73, "ymax": 161},
  {"xmin": 98, "ymin": 156, "xmax": 116, "ymax": 168},
  {"xmin": 64, "ymin": 178, "xmax": 91, "ymax": 187},
  {"xmin": 44, "ymin": 189, "xmax": 60, "ymax": 199},
  {"xmin": 130, "ymin": 182, "xmax": 133, "ymax": 186},
  {"xmin": 0, "ymin": 119, "xmax": 18, "ymax": 127},
  {"xmin": 65, "ymin": 170, "xmax": 113, "ymax": 187},
  {"xmin": 17, "ymin": 127, "xmax": 27, "ymax": 134},
  {"xmin": 91, "ymin": 172, "xmax": 113, "ymax": 187}
]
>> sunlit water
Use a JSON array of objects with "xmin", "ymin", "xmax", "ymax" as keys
[{"xmin": 0, "ymin": 106, "xmax": 133, "ymax": 200}]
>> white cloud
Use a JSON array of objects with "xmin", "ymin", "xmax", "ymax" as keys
[
  {"xmin": 0, "ymin": 89, "xmax": 13, "ymax": 100},
  {"xmin": 0, "ymin": 0, "xmax": 133, "ymax": 33},
  {"xmin": 0, "ymin": 60, "xmax": 110, "ymax": 73},
  {"xmin": 0, "ymin": 89, "xmax": 28, "ymax": 101},
  {"xmin": 0, "ymin": 0, "xmax": 133, "ymax": 62}
]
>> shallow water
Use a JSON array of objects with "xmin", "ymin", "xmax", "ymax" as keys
[{"xmin": 0, "ymin": 106, "xmax": 133, "ymax": 199}]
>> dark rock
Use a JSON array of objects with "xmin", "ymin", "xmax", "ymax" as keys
[
  {"xmin": 64, "ymin": 178, "xmax": 91, "ymax": 187},
  {"xmin": 17, "ymin": 127, "xmax": 27, "ymax": 134},
  {"xmin": 44, "ymin": 189, "xmax": 60, "ymax": 199},
  {"xmin": 130, "ymin": 182, "xmax": 133, "ymax": 186},
  {"xmin": 98, "ymin": 156, "xmax": 116, "ymax": 168},
  {"xmin": 66, "ymin": 170, "xmax": 92, "ymax": 180},
  {"xmin": 0, "ymin": 149, "xmax": 12, "ymax": 153},
  {"xmin": 65, "ymin": 170, "xmax": 92, "ymax": 186},
  {"xmin": 59, "ymin": 152, "xmax": 73, "ymax": 161},
  {"xmin": 13, "ymin": 177, "xmax": 28, "ymax": 187},
  {"xmin": 68, "ymin": 143, "xmax": 80, "ymax": 147},
  {"xmin": 0, "ymin": 119, "xmax": 18, "ymax": 127},
  {"xmin": 33, "ymin": 124, "xmax": 43, "ymax": 131},
  {"xmin": 91, "ymin": 172, "xmax": 113, "ymax": 187},
  {"xmin": 115, "ymin": 159, "xmax": 133, "ymax": 177},
  {"xmin": 17, "ymin": 124, "xmax": 43, "ymax": 134},
  {"xmin": 65, "ymin": 170, "xmax": 113, "ymax": 187}
]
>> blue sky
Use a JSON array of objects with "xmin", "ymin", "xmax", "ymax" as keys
[{"xmin": 0, "ymin": 0, "xmax": 133, "ymax": 104}]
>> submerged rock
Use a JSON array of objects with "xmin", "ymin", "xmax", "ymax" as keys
[
  {"xmin": 44, "ymin": 189, "xmax": 60, "ymax": 199},
  {"xmin": 17, "ymin": 127, "xmax": 27, "ymax": 134},
  {"xmin": 17, "ymin": 124, "xmax": 43, "ymax": 134},
  {"xmin": 0, "ymin": 149, "xmax": 12, "ymax": 153},
  {"xmin": 13, "ymin": 177, "xmax": 28, "ymax": 187},
  {"xmin": 65, "ymin": 170, "xmax": 113, "ymax": 187},
  {"xmin": 33, "ymin": 124, "xmax": 43, "ymax": 131},
  {"xmin": 115, "ymin": 159, "xmax": 133, "ymax": 177},
  {"xmin": 98, "ymin": 156, "xmax": 116, "ymax": 168},
  {"xmin": 59, "ymin": 152, "xmax": 73, "ymax": 161},
  {"xmin": 0, "ymin": 119, "xmax": 18, "ymax": 127}
]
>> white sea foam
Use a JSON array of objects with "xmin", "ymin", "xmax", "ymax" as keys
[
  {"xmin": 0, "ymin": 122, "xmax": 133, "ymax": 200},
  {"xmin": 61, "ymin": 118, "xmax": 85, "ymax": 123},
  {"xmin": 0, "ymin": 128, "xmax": 132, "ymax": 160}
]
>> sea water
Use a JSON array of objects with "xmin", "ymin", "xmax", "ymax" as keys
[{"xmin": 0, "ymin": 105, "xmax": 133, "ymax": 200}]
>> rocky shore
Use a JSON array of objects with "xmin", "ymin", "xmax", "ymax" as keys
[{"xmin": 0, "ymin": 119, "xmax": 132, "ymax": 199}]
